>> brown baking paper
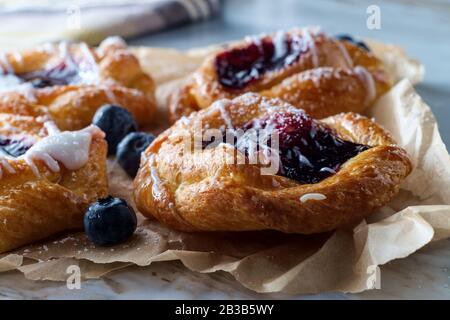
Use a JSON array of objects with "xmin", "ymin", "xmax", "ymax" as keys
[{"xmin": 1, "ymin": 41, "xmax": 449, "ymax": 295}]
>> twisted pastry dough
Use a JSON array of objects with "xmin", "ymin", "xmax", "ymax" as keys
[
  {"xmin": 0, "ymin": 114, "xmax": 107, "ymax": 253},
  {"xmin": 135, "ymin": 93, "xmax": 411, "ymax": 234},
  {"xmin": 169, "ymin": 27, "xmax": 391, "ymax": 122},
  {"xmin": 0, "ymin": 37, "xmax": 156, "ymax": 130}
]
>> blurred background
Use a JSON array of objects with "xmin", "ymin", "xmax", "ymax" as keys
[{"xmin": 0, "ymin": 0, "xmax": 449, "ymax": 145}]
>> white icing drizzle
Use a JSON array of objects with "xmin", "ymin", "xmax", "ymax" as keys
[
  {"xmin": 319, "ymin": 166, "xmax": 336, "ymax": 174},
  {"xmin": 43, "ymin": 121, "xmax": 60, "ymax": 135},
  {"xmin": 300, "ymin": 193, "xmax": 327, "ymax": 203},
  {"xmin": 335, "ymin": 41, "xmax": 353, "ymax": 67},
  {"xmin": 0, "ymin": 122, "xmax": 103, "ymax": 178},
  {"xmin": 80, "ymin": 43, "xmax": 98, "ymax": 68},
  {"xmin": 354, "ymin": 66, "xmax": 376, "ymax": 105},
  {"xmin": 273, "ymin": 31, "xmax": 287, "ymax": 59},
  {"xmin": 301, "ymin": 28, "xmax": 319, "ymax": 67},
  {"xmin": 150, "ymin": 166, "xmax": 164, "ymax": 200},
  {"xmin": 77, "ymin": 43, "xmax": 100, "ymax": 85},
  {"xmin": 58, "ymin": 41, "xmax": 77, "ymax": 71},
  {"xmin": 103, "ymin": 86, "xmax": 118, "ymax": 104},
  {"xmin": 103, "ymin": 36, "xmax": 127, "ymax": 48},
  {"xmin": 215, "ymin": 100, "xmax": 234, "ymax": 130},
  {"xmin": 12, "ymin": 51, "xmax": 23, "ymax": 66},
  {"xmin": 56, "ymin": 41, "xmax": 100, "ymax": 86},
  {"xmin": 98, "ymin": 36, "xmax": 127, "ymax": 55},
  {"xmin": 25, "ymin": 124, "xmax": 103, "ymax": 176}
]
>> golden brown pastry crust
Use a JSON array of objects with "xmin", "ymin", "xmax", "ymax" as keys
[
  {"xmin": 168, "ymin": 28, "xmax": 391, "ymax": 122},
  {"xmin": 0, "ymin": 114, "xmax": 108, "ymax": 253},
  {"xmin": 135, "ymin": 93, "xmax": 412, "ymax": 234},
  {"xmin": 0, "ymin": 38, "xmax": 156, "ymax": 130}
]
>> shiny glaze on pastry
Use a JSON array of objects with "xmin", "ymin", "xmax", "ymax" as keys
[
  {"xmin": 135, "ymin": 93, "xmax": 412, "ymax": 234},
  {"xmin": 0, "ymin": 114, "xmax": 108, "ymax": 253},
  {"xmin": 0, "ymin": 37, "xmax": 156, "ymax": 130},
  {"xmin": 168, "ymin": 27, "xmax": 391, "ymax": 122}
]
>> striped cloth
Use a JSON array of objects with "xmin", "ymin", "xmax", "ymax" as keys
[{"xmin": 0, "ymin": 0, "xmax": 220, "ymax": 49}]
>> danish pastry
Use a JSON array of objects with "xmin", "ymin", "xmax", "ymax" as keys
[
  {"xmin": 168, "ymin": 27, "xmax": 392, "ymax": 122},
  {"xmin": 0, "ymin": 114, "xmax": 107, "ymax": 253},
  {"xmin": 135, "ymin": 93, "xmax": 412, "ymax": 234},
  {"xmin": 0, "ymin": 37, "xmax": 156, "ymax": 130}
]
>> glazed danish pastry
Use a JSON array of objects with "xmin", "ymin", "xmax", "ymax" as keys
[
  {"xmin": 135, "ymin": 93, "xmax": 412, "ymax": 234},
  {"xmin": 0, "ymin": 114, "xmax": 107, "ymax": 253},
  {"xmin": 169, "ymin": 27, "xmax": 392, "ymax": 122},
  {"xmin": 0, "ymin": 37, "xmax": 156, "ymax": 130}
]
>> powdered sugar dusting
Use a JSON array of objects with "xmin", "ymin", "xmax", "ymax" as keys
[
  {"xmin": 335, "ymin": 40, "xmax": 353, "ymax": 67},
  {"xmin": 215, "ymin": 99, "xmax": 235, "ymax": 130}
]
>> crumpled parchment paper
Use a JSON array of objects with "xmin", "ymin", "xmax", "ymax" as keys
[{"xmin": 1, "ymin": 40, "xmax": 449, "ymax": 295}]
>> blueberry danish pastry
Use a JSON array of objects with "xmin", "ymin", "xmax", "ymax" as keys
[
  {"xmin": 0, "ymin": 114, "xmax": 107, "ymax": 253},
  {"xmin": 135, "ymin": 93, "xmax": 411, "ymax": 234},
  {"xmin": 168, "ymin": 27, "xmax": 391, "ymax": 122},
  {"xmin": 0, "ymin": 37, "xmax": 156, "ymax": 130}
]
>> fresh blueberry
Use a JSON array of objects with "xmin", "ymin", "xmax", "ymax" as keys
[
  {"xmin": 84, "ymin": 196, "xmax": 137, "ymax": 246},
  {"xmin": 92, "ymin": 104, "xmax": 138, "ymax": 155},
  {"xmin": 117, "ymin": 132, "xmax": 155, "ymax": 177},
  {"xmin": 335, "ymin": 34, "xmax": 370, "ymax": 51}
]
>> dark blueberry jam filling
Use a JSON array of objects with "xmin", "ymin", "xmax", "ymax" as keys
[
  {"xmin": 215, "ymin": 34, "xmax": 306, "ymax": 89},
  {"xmin": 245, "ymin": 112, "xmax": 370, "ymax": 183},
  {"xmin": 0, "ymin": 136, "xmax": 32, "ymax": 157},
  {"xmin": 335, "ymin": 34, "xmax": 370, "ymax": 52},
  {"xmin": 202, "ymin": 112, "xmax": 370, "ymax": 184},
  {"xmin": 16, "ymin": 61, "xmax": 79, "ymax": 88}
]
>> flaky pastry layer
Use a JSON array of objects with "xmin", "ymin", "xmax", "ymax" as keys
[
  {"xmin": 135, "ymin": 93, "xmax": 412, "ymax": 234},
  {"xmin": 168, "ymin": 28, "xmax": 392, "ymax": 122},
  {"xmin": 0, "ymin": 114, "xmax": 108, "ymax": 253},
  {"xmin": 0, "ymin": 38, "xmax": 156, "ymax": 130}
]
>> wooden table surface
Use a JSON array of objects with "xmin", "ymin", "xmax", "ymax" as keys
[{"xmin": 1, "ymin": 0, "xmax": 449, "ymax": 300}]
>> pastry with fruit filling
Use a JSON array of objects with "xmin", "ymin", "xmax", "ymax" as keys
[
  {"xmin": 168, "ymin": 28, "xmax": 391, "ymax": 122},
  {"xmin": 0, "ymin": 37, "xmax": 156, "ymax": 130},
  {"xmin": 136, "ymin": 93, "xmax": 411, "ymax": 233},
  {"xmin": 0, "ymin": 113, "xmax": 107, "ymax": 253}
]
